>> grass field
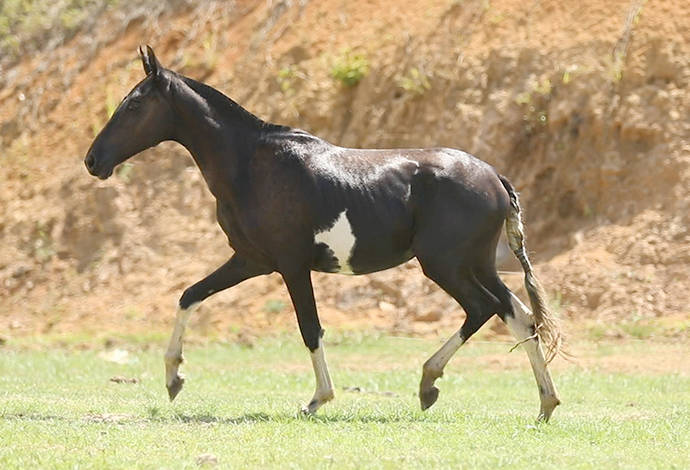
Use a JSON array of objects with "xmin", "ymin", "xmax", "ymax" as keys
[{"xmin": 1, "ymin": 332, "xmax": 689, "ymax": 469}]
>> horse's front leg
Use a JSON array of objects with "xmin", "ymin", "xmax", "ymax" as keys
[
  {"xmin": 165, "ymin": 254, "xmax": 271, "ymax": 401},
  {"xmin": 281, "ymin": 268, "xmax": 334, "ymax": 414}
]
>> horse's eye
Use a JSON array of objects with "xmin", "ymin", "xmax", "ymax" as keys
[{"xmin": 127, "ymin": 99, "xmax": 140, "ymax": 111}]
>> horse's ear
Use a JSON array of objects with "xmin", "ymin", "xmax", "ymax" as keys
[{"xmin": 138, "ymin": 44, "xmax": 161, "ymax": 77}]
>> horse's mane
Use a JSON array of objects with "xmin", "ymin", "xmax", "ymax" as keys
[{"xmin": 177, "ymin": 73, "xmax": 287, "ymax": 133}]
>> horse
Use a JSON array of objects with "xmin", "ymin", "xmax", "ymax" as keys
[{"xmin": 85, "ymin": 45, "xmax": 561, "ymax": 421}]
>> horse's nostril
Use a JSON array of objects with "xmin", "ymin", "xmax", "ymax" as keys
[{"xmin": 85, "ymin": 154, "xmax": 96, "ymax": 171}]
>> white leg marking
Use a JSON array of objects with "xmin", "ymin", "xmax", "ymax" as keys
[
  {"xmin": 424, "ymin": 331, "xmax": 465, "ymax": 375},
  {"xmin": 419, "ymin": 330, "xmax": 465, "ymax": 410},
  {"xmin": 506, "ymin": 293, "xmax": 560, "ymax": 420},
  {"xmin": 314, "ymin": 210, "xmax": 356, "ymax": 274},
  {"xmin": 164, "ymin": 302, "xmax": 199, "ymax": 400},
  {"xmin": 303, "ymin": 339, "xmax": 334, "ymax": 414}
]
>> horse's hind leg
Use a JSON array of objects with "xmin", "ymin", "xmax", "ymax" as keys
[
  {"xmin": 477, "ymin": 273, "xmax": 560, "ymax": 421},
  {"xmin": 417, "ymin": 260, "xmax": 501, "ymax": 410},
  {"xmin": 502, "ymin": 291, "xmax": 561, "ymax": 421}
]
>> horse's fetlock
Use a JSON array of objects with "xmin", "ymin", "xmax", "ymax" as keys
[
  {"xmin": 422, "ymin": 361, "xmax": 443, "ymax": 381},
  {"xmin": 165, "ymin": 353, "xmax": 183, "ymax": 366}
]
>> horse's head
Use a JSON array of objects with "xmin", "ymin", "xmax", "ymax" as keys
[{"xmin": 85, "ymin": 45, "xmax": 175, "ymax": 179}]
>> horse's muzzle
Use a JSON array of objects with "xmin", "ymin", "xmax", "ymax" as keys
[{"xmin": 84, "ymin": 152, "xmax": 112, "ymax": 180}]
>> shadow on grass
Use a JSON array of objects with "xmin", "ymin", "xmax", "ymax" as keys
[
  {"xmin": 1, "ymin": 409, "xmax": 454, "ymax": 425},
  {"xmin": 160, "ymin": 410, "xmax": 453, "ymax": 424},
  {"xmin": 0, "ymin": 412, "xmax": 70, "ymax": 422},
  {"xmin": 169, "ymin": 412, "xmax": 274, "ymax": 424}
]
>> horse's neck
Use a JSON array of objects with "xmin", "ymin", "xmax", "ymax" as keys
[{"xmin": 171, "ymin": 79, "xmax": 259, "ymax": 201}]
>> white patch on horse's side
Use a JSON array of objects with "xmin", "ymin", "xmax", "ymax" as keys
[{"xmin": 315, "ymin": 210, "xmax": 357, "ymax": 274}]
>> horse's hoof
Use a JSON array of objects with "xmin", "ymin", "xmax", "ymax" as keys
[
  {"xmin": 300, "ymin": 398, "xmax": 319, "ymax": 415},
  {"xmin": 419, "ymin": 386, "xmax": 440, "ymax": 411},
  {"xmin": 537, "ymin": 397, "xmax": 560, "ymax": 422},
  {"xmin": 167, "ymin": 375, "xmax": 185, "ymax": 401}
]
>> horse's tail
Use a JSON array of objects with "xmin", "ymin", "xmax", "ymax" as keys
[{"xmin": 499, "ymin": 175, "xmax": 562, "ymax": 363}]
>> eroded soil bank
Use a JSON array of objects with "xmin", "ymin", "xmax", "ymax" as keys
[{"xmin": 1, "ymin": 0, "xmax": 688, "ymax": 339}]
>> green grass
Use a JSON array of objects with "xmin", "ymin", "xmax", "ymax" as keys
[{"xmin": 1, "ymin": 333, "xmax": 688, "ymax": 469}]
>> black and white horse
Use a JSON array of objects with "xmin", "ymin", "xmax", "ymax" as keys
[{"xmin": 85, "ymin": 46, "xmax": 561, "ymax": 421}]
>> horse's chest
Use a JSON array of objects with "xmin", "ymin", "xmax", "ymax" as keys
[
  {"xmin": 313, "ymin": 210, "xmax": 357, "ymax": 274},
  {"xmin": 215, "ymin": 202, "xmax": 268, "ymax": 260}
]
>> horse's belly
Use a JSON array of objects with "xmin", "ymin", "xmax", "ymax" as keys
[{"xmin": 311, "ymin": 210, "xmax": 414, "ymax": 275}]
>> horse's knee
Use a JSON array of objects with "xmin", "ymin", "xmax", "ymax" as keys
[{"xmin": 300, "ymin": 326, "xmax": 323, "ymax": 352}]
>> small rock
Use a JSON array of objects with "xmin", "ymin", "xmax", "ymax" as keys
[
  {"xmin": 109, "ymin": 376, "xmax": 139, "ymax": 384},
  {"xmin": 85, "ymin": 413, "xmax": 132, "ymax": 423},
  {"xmin": 378, "ymin": 301, "xmax": 396, "ymax": 312},
  {"xmin": 414, "ymin": 309, "xmax": 441, "ymax": 322},
  {"xmin": 98, "ymin": 348, "xmax": 134, "ymax": 364},
  {"xmin": 196, "ymin": 453, "xmax": 218, "ymax": 467},
  {"xmin": 12, "ymin": 266, "xmax": 31, "ymax": 278},
  {"xmin": 341, "ymin": 386, "xmax": 398, "ymax": 397}
]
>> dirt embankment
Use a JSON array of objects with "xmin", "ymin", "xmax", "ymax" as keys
[{"xmin": 1, "ymin": 0, "xmax": 688, "ymax": 339}]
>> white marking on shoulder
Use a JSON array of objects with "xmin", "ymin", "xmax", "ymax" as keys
[
  {"xmin": 315, "ymin": 210, "xmax": 357, "ymax": 274},
  {"xmin": 404, "ymin": 161, "xmax": 420, "ymax": 201}
]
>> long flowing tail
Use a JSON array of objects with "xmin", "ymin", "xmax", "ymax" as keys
[{"xmin": 499, "ymin": 175, "xmax": 562, "ymax": 363}]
